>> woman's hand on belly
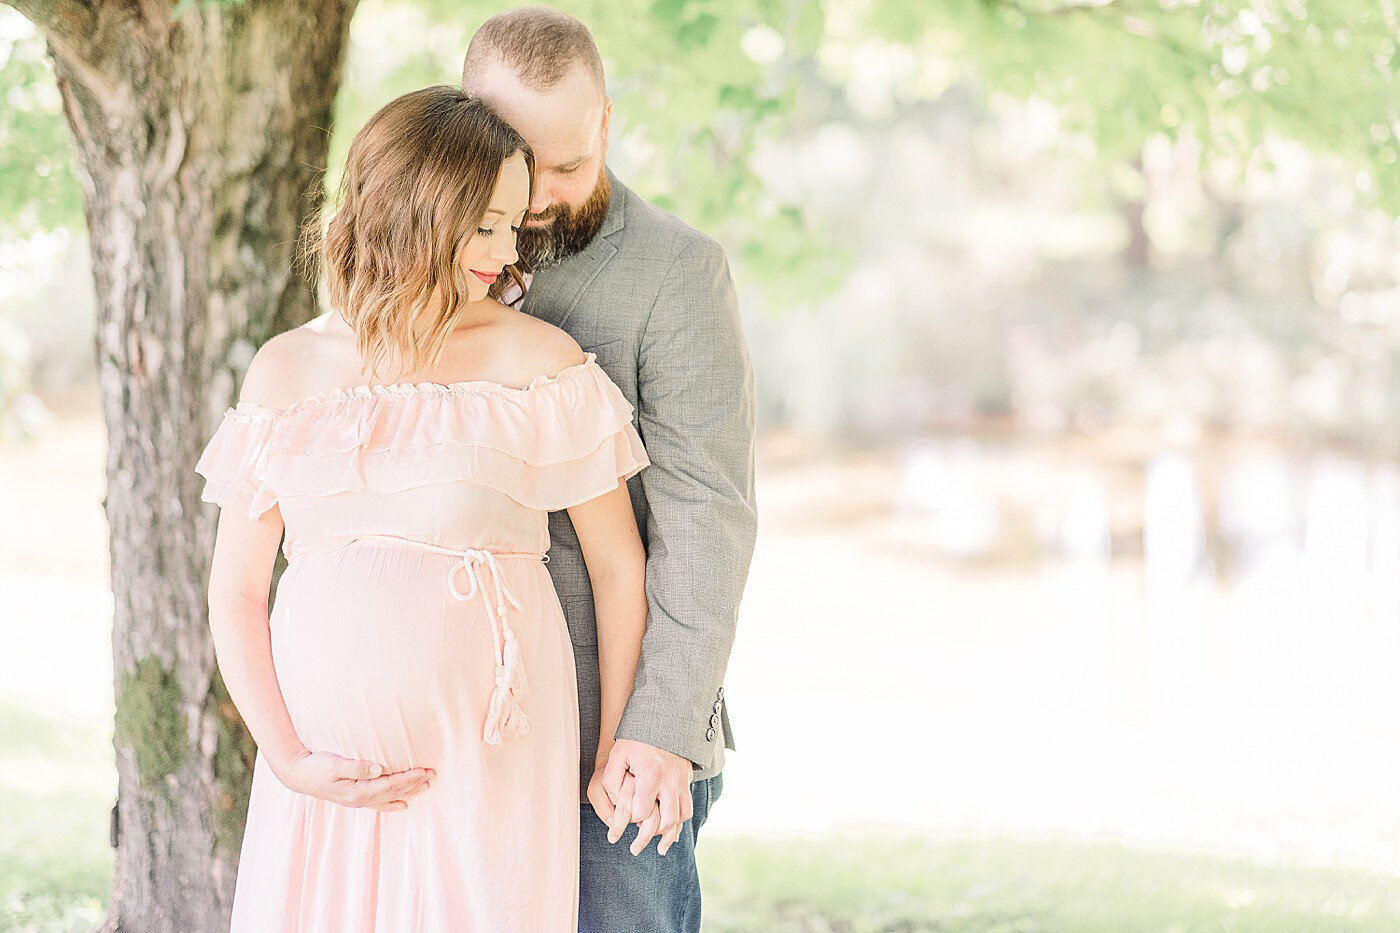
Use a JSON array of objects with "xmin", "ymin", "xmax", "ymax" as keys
[{"xmin": 272, "ymin": 748, "xmax": 436, "ymax": 812}]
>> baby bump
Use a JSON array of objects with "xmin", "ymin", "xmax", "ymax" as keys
[{"xmin": 268, "ymin": 542, "xmax": 565, "ymax": 771}]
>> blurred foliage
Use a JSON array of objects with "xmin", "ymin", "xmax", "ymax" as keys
[
  {"xmin": 0, "ymin": 316, "xmax": 40, "ymax": 440},
  {"xmin": 0, "ymin": 12, "xmax": 81, "ymax": 237},
  {"xmin": 2, "ymin": 0, "xmax": 1399, "ymax": 296},
  {"xmin": 326, "ymin": 0, "xmax": 836, "ymax": 299},
  {"xmin": 862, "ymin": 0, "xmax": 1400, "ymax": 209}
]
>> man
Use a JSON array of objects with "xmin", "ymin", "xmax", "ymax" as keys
[{"xmin": 461, "ymin": 7, "xmax": 757, "ymax": 932}]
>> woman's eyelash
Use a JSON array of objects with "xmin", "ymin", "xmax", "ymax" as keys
[{"xmin": 477, "ymin": 227, "xmax": 493, "ymax": 236}]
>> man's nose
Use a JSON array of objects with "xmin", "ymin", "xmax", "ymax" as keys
[{"xmin": 529, "ymin": 180, "xmax": 554, "ymax": 217}]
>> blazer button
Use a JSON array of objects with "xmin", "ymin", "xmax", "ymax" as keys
[
  {"xmin": 705, "ymin": 726, "xmax": 716, "ymax": 741},
  {"xmin": 709, "ymin": 713, "xmax": 721, "ymax": 728}
]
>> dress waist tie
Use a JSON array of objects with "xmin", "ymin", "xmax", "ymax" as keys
[{"xmin": 353, "ymin": 534, "xmax": 547, "ymax": 745}]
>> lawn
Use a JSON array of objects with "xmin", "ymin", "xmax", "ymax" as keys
[
  {"xmin": 700, "ymin": 833, "xmax": 1400, "ymax": 931},
  {"xmin": 4, "ymin": 696, "xmax": 1400, "ymax": 932},
  {"xmin": 0, "ymin": 700, "xmax": 111, "ymax": 932}
]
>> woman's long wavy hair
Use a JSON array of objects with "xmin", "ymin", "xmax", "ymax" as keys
[{"xmin": 301, "ymin": 86, "xmax": 534, "ymax": 381}]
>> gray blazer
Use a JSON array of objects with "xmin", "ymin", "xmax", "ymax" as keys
[{"xmin": 520, "ymin": 170, "xmax": 757, "ymax": 798}]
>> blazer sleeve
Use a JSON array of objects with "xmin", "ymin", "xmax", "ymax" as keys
[{"xmin": 613, "ymin": 233, "xmax": 758, "ymax": 770}]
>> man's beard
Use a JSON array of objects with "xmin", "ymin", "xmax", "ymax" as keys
[{"xmin": 516, "ymin": 169, "xmax": 611, "ymax": 271}]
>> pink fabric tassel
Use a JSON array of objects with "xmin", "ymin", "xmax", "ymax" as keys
[{"xmin": 484, "ymin": 626, "xmax": 532, "ymax": 744}]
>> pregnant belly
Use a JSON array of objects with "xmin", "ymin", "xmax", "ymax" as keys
[{"xmin": 268, "ymin": 543, "xmax": 500, "ymax": 771}]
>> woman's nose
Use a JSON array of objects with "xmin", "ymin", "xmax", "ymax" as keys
[{"xmin": 494, "ymin": 234, "xmax": 518, "ymax": 266}]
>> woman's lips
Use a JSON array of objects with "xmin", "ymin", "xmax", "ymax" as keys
[{"xmin": 471, "ymin": 269, "xmax": 498, "ymax": 284}]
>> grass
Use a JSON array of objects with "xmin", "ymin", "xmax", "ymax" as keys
[
  {"xmin": 5, "ymin": 696, "xmax": 1400, "ymax": 932},
  {"xmin": 0, "ymin": 699, "xmax": 112, "ymax": 932},
  {"xmin": 698, "ymin": 833, "xmax": 1400, "ymax": 931}
]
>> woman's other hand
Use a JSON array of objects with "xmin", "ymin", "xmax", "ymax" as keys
[{"xmin": 271, "ymin": 749, "xmax": 435, "ymax": 812}]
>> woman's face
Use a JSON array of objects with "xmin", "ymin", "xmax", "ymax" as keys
[{"xmin": 460, "ymin": 150, "xmax": 531, "ymax": 302}]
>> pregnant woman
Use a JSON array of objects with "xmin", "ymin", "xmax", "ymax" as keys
[{"xmin": 196, "ymin": 86, "xmax": 650, "ymax": 930}]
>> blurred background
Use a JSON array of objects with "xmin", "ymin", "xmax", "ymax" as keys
[{"xmin": 7, "ymin": 0, "xmax": 1400, "ymax": 929}]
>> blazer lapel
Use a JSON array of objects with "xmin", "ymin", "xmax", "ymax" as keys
[{"xmin": 522, "ymin": 170, "xmax": 627, "ymax": 330}]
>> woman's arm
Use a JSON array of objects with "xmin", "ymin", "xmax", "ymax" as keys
[
  {"xmin": 207, "ymin": 491, "xmax": 436, "ymax": 810},
  {"xmin": 204, "ymin": 334, "xmax": 434, "ymax": 810},
  {"xmin": 206, "ymin": 503, "xmax": 306, "ymax": 773},
  {"xmin": 510, "ymin": 322, "xmax": 649, "ymax": 765},
  {"xmin": 566, "ymin": 481, "xmax": 648, "ymax": 771},
  {"xmin": 207, "ymin": 501, "xmax": 434, "ymax": 806}
]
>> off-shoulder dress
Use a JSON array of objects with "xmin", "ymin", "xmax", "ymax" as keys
[{"xmin": 194, "ymin": 352, "xmax": 648, "ymax": 931}]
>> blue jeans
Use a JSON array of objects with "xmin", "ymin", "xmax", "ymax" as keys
[{"xmin": 578, "ymin": 772, "xmax": 723, "ymax": 933}]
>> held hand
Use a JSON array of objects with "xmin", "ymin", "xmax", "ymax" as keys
[
  {"xmin": 598, "ymin": 739, "xmax": 693, "ymax": 857},
  {"xmin": 587, "ymin": 763, "xmax": 659, "ymax": 838},
  {"xmin": 585, "ymin": 764, "xmax": 623, "ymax": 823},
  {"xmin": 271, "ymin": 749, "xmax": 435, "ymax": 812}
]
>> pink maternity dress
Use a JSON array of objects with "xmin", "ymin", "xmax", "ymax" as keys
[{"xmin": 193, "ymin": 352, "xmax": 648, "ymax": 932}]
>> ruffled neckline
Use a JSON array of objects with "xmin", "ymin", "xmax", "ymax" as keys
[
  {"xmin": 230, "ymin": 352, "xmax": 600, "ymax": 420},
  {"xmin": 195, "ymin": 347, "xmax": 650, "ymax": 516}
]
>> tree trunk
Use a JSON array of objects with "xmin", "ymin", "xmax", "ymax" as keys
[
  {"xmin": 10, "ymin": 1, "xmax": 358, "ymax": 929},
  {"xmin": 1120, "ymin": 153, "xmax": 1151, "ymax": 268}
]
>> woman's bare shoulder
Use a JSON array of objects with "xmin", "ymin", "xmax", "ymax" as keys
[
  {"xmin": 238, "ymin": 313, "xmax": 355, "ymax": 410},
  {"xmin": 494, "ymin": 306, "xmax": 587, "ymax": 386}
]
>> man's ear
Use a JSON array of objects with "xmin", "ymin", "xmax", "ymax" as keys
[{"xmin": 600, "ymin": 96, "xmax": 612, "ymax": 157}]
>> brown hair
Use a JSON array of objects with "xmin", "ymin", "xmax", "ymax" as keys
[
  {"xmin": 301, "ymin": 86, "xmax": 534, "ymax": 381},
  {"xmin": 462, "ymin": 6, "xmax": 606, "ymax": 95}
]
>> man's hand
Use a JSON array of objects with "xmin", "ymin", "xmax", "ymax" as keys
[
  {"xmin": 594, "ymin": 738, "xmax": 693, "ymax": 856},
  {"xmin": 270, "ymin": 748, "xmax": 435, "ymax": 812}
]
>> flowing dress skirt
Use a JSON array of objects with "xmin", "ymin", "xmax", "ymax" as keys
[{"xmin": 228, "ymin": 538, "xmax": 580, "ymax": 932}]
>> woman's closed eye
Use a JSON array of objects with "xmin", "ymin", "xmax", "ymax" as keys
[{"xmin": 476, "ymin": 226, "xmax": 522, "ymax": 237}]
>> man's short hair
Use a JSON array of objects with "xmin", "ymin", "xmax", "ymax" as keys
[{"xmin": 462, "ymin": 6, "xmax": 606, "ymax": 95}]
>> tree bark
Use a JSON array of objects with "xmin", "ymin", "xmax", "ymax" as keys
[
  {"xmin": 1120, "ymin": 152, "xmax": 1151, "ymax": 268},
  {"xmin": 9, "ymin": 1, "xmax": 358, "ymax": 928}
]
